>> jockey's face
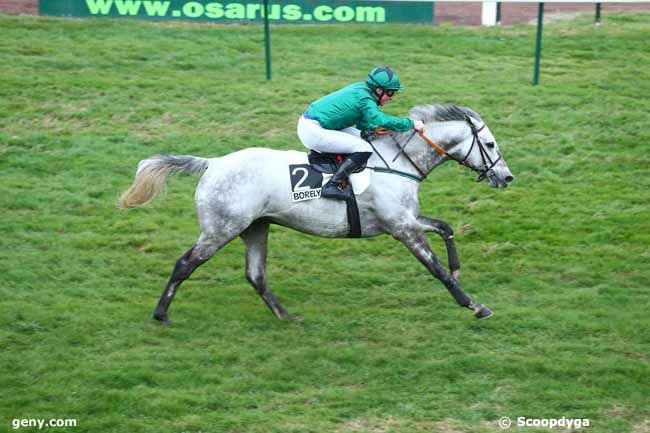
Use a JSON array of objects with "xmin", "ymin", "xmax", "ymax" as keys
[{"xmin": 375, "ymin": 88, "xmax": 394, "ymax": 106}]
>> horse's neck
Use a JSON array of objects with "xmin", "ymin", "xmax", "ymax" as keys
[
  {"xmin": 372, "ymin": 121, "xmax": 466, "ymax": 176},
  {"xmin": 422, "ymin": 121, "xmax": 467, "ymax": 170}
]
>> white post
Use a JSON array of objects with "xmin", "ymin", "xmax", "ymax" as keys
[{"xmin": 482, "ymin": 1, "xmax": 498, "ymax": 26}]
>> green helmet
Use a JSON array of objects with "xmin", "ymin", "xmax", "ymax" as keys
[{"xmin": 366, "ymin": 66, "xmax": 403, "ymax": 91}]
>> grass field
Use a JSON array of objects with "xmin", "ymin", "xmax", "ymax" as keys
[{"xmin": 1, "ymin": 12, "xmax": 649, "ymax": 433}]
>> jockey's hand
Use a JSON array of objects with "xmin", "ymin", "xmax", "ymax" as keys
[{"xmin": 413, "ymin": 120, "xmax": 425, "ymax": 133}]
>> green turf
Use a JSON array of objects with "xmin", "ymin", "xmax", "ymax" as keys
[{"xmin": 1, "ymin": 12, "xmax": 649, "ymax": 433}]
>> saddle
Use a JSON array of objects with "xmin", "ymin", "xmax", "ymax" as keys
[
  {"xmin": 304, "ymin": 151, "xmax": 364, "ymax": 239},
  {"xmin": 307, "ymin": 151, "xmax": 368, "ymax": 174}
]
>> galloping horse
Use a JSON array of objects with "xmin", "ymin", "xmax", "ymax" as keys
[{"xmin": 120, "ymin": 104, "xmax": 514, "ymax": 324}]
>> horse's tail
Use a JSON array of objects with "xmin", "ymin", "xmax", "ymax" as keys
[{"xmin": 119, "ymin": 155, "xmax": 209, "ymax": 209}]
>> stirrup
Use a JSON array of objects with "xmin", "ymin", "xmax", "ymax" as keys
[{"xmin": 321, "ymin": 182, "xmax": 349, "ymax": 200}]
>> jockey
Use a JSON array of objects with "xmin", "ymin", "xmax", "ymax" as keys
[{"xmin": 297, "ymin": 66, "xmax": 425, "ymax": 200}]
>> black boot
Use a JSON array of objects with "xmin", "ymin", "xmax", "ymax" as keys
[{"xmin": 321, "ymin": 152, "xmax": 371, "ymax": 200}]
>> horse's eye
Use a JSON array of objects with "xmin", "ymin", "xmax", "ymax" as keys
[{"xmin": 486, "ymin": 142, "xmax": 495, "ymax": 149}]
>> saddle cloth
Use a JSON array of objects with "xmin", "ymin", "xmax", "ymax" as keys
[{"xmin": 287, "ymin": 150, "xmax": 371, "ymax": 203}]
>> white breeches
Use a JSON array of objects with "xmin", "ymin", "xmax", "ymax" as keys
[{"xmin": 297, "ymin": 115, "xmax": 373, "ymax": 154}]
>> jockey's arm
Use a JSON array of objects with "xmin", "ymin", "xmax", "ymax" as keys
[{"xmin": 359, "ymin": 98, "xmax": 414, "ymax": 132}]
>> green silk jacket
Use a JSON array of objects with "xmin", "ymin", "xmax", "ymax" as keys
[{"xmin": 304, "ymin": 82, "xmax": 414, "ymax": 133}]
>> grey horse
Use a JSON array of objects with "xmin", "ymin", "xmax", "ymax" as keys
[{"xmin": 119, "ymin": 104, "xmax": 514, "ymax": 324}]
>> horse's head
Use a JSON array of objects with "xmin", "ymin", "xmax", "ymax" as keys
[
  {"xmin": 411, "ymin": 105, "xmax": 514, "ymax": 188},
  {"xmin": 456, "ymin": 113, "xmax": 514, "ymax": 188}
]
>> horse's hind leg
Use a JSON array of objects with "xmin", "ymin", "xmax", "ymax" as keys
[
  {"xmin": 153, "ymin": 235, "xmax": 230, "ymax": 325},
  {"xmin": 241, "ymin": 221, "xmax": 301, "ymax": 321}
]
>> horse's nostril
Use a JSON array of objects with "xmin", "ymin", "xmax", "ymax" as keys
[{"xmin": 505, "ymin": 175, "xmax": 514, "ymax": 183}]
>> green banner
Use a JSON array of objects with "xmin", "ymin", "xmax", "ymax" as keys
[{"xmin": 40, "ymin": 0, "xmax": 433, "ymax": 24}]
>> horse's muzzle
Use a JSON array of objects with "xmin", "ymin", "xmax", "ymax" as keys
[{"xmin": 487, "ymin": 169, "xmax": 515, "ymax": 188}]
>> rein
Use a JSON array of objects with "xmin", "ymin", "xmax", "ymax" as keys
[
  {"xmin": 364, "ymin": 117, "xmax": 501, "ymax": 183},
  {"xmin": 364, "ymin": 131, "xmax": 424, "ymax": 182}
]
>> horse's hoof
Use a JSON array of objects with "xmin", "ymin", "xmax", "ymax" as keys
[
  {"xmin": 473, "ymin": 304, "xmax": 493, "ymax": 320},
  {"xmin": 153, "ymin": 313, "xmax": 172, "ymax": 326}
]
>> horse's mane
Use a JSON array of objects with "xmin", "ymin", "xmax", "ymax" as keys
[{"xmin": 409, "ymin": 104, "xmax": 482, "ymax": 123}]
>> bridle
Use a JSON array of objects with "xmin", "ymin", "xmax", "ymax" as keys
[
  {"xmin": 389, "ymin": 116, "xmax": 502, "ymax": 183},
  {"xmin": 458, "ymin": 115, "xmax": 503, "ymax": 182}
]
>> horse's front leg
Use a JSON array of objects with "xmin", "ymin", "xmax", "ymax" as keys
[
  {"xmin": 417, "ymin": 216, "xmax": 461, "ymax": 281},
  {"xmin": 392, "ymin": 224, "xmax": 492, "ymax": 319}
]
